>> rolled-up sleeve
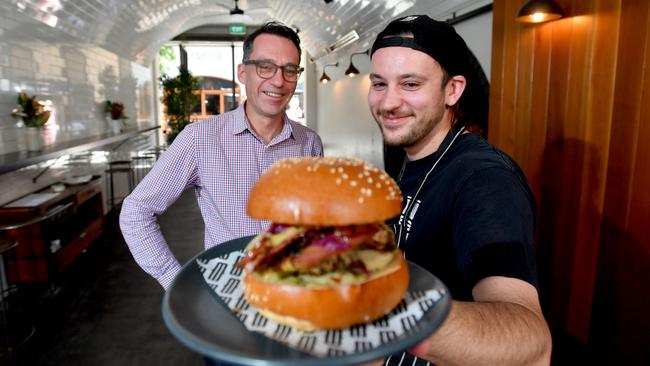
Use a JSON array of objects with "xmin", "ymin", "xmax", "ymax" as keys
[{"xmin": 119, "ymin": 125, "xmax": 199, "ymax": 290}]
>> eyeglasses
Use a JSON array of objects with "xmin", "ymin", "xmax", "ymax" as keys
[{"xmin": 243, "ymin": 60, "xmax": 304, "ymax": 82}]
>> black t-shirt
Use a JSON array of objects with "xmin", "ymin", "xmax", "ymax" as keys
[{"xmin": 389, "ymin": 131, "xmax": 538, "ymax": 301}]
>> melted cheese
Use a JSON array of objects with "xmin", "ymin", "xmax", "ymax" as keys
[{"xmin": 257, "ymin": 250, "xmax": 395, "ymax": 287}]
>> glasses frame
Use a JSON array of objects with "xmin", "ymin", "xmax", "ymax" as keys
[{"xmin": 243, "ymin": 59, "xmax": 304, "ymax": 83}]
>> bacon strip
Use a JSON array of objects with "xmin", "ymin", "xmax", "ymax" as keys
[
  {"xmin": 237, "ymin": 229, "xmax": 301, "ymax": 269},
  {"xmin": 239, "ymin": 223, "xmax": 394, "ymax": 273},
  {"xmin": 292, "ymin": 233, "xmax": 370, "ymax": 269}
]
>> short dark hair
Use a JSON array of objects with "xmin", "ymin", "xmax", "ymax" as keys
[{"xmin": 242, "ymin": 21, "xmax": 301, "ymax": 63}]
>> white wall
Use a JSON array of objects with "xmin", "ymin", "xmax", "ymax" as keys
[
  {"xmin": 0, "ymin": 5, "xmax": 155, "ymax": 205},
  {"xmin": 315, "ymin": 55, "xmax": 384, "ymax": 169},
  {"xmin": 454, "ymin": 11, "xmax": 493, "ymax": 81}
]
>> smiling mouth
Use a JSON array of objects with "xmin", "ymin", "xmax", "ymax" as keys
[
  {"xmin": 264, "ymin": 91, "xmax": 283, "ymax": 98},
  {"xmin": 381, "ymin": 114, "xmax": 411, "ymax": 125}
]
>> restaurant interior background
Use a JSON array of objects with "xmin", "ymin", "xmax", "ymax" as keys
[{"xmin": 0, "ymin": 0, "xmax": 649, "ymax": 364}]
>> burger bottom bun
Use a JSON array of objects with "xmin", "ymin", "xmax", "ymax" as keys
[
  {"xmin": 256, "ymin": 308, "xmax": 321, "ymax": 332},
  {"xmin": 242, "ymin": 252, "xmax": 409, "ymax": 331}
]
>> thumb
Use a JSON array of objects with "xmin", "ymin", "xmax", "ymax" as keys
[{"xmin": 408, "ymin": 339, "xmax": 430, "ymax": 358}]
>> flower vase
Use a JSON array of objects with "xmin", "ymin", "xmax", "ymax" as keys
[
  {"xmin": 111, "ymin": 119, "xmax": 121, "ymax": 134},
  {"xmin": 24, "ymin": 126, "xmax": 43, "ymax": 151},
  {"xmin": 106, "ymin": 113, "xmax": 121, "ymax": 134}
]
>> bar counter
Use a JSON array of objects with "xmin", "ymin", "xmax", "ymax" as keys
[{"xmin": 0, "ymin": 125, "xmax": 160, "ymax": 175}]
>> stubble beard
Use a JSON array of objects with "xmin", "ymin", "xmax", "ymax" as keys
[{"xmin": 375, "ymin": 106, "xmax": 445, "ymax": 149}]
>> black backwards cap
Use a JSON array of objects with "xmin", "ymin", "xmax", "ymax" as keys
[{"xmin": 371, "ymin": 15, "xmax": 489, "ymax": 133}]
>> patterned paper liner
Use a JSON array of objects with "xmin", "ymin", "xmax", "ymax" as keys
[{"xmin": 197, "ymin": 251, "xmax": 445, "ymax": 357}]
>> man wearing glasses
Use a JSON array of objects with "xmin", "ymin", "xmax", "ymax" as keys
[{"xmin": 120, "ymin": 22, "xmax": 323, "ymax": 291}]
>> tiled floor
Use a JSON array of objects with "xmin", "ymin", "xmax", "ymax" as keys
[{"xmin": 4, "ymin": 190, "xmax": 205, "ymax": 366}]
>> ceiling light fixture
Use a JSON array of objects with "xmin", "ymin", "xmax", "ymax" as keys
[
  {"xmin": 345, "ymin": 49, "xmax": 369, "ymax": 78},
  {"xmin": 230, "ymin": 0, "xmax": 244, "ymax": 15},
  {"xmin": 320, "ymin": 62, "xmax": 339, "ymax": 84},
  {"xmin": 515, "ymin": 0, "xmax": 564, "ymax": 23}
]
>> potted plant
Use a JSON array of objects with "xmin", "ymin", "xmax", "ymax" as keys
[
  {"xmin": 104, "ymin": 100, "xmax": 128, "ymax": 134},
  {"xmin": 11, "ymin": 92, "xmax": 51, "ymax": 151},
  {"xmin": 160, "ymin": 66, "xmax": 200, "ymax": 144}
]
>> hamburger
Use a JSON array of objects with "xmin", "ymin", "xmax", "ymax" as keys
[{"xmin": 237, "ymin": 157, "xmax": 408, "ymax": 331}]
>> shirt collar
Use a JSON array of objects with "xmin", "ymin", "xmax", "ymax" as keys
[
  {"xmin": 232, "ymin": 103, "xmax": 250, "ymax": 135},
  {"xmin": 233, "ymin": 102, "xmax": 296, "ymax": 144}
]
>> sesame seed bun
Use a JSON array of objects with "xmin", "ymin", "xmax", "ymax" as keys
[{"xmin": 247, "ymin": 157, "xmax": 402, "ymax": 225}]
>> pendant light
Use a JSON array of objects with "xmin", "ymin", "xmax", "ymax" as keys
[
  {"xmin": 515, "ymin": 0, "xmax": 564, "ymax": 23},
  {"xmin": 319, "ymin": 62, "xmax": 339, "ymax": 84},
  {"xmin": 345, "ymin": 49, "xmax": 369, "ymax": 78}
]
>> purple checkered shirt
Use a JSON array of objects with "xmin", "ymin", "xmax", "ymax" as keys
[{"xmin": 119, "ymin": 103, "xmax": 323, "ymax": 289}]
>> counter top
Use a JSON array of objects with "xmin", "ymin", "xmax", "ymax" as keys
[
  {"xmin": 0, "ymin": 175, "xmax": 102, "ymax": 229},
  {"xmin": 0, "ymin": 125, "xmax": 160, "ymax": 175}
]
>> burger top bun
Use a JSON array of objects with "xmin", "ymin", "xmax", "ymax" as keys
[{"xmin": 248, "ymin": 157, "xmax": 402, "ymax": 226}]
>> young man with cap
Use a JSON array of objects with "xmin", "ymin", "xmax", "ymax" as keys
[
  {"xmin": 368, "ymin": 15, "xmax": 551, "ymax": 365},
  {"xmin": 120, "ymin": 21, "xmax": 323, "ymax": 291}
]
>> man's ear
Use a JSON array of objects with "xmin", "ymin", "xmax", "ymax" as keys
[
  {"xmin": 237, "ymin": 63, "xmax": 246, "ymax": 84},
  {"xmin": 445, "ymin": 75, "xmax": 466, "ymax": 107}
]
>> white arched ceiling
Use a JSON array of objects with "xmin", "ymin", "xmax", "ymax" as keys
[
  {"xmin": 3, "ymin": 0, "xmax": 491, "ymax": 65},
  {"xmin": 0, "ymin": 0, "xmax": 491, "ymax": 205}
]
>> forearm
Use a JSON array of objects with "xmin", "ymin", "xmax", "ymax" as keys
[
  {"xmin": 118, "ymin": 125, "xmax": 199, "ymax": 289},
  {"xmin": 120, "ymin": 194, "xmax": 182, "ymax": 289},
  {"xmin": 414, "ymin": 299, "xmax": 551, "ymax": 366}
]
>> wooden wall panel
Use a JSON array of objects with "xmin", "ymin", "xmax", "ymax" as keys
[
  {"xmin": 590, "ymin": 0, "xmax": 650, "ymax": 363},
  {"xmin": 489, "ymin": 0, "xmax": 521, "ymax": 150},
  {"xmin": 489, "ymin": 0, "xmax": 506, "ymax": 143},
  {"xmin": 535, "ymin": 6, "xmax": 577, "ymax": 331},
  {"xmin": 564, "ymin": 0, "xmax": 607, "ymax": 342},
  {"xmin": 513, "ymin": 22, "xmax": 533, "ymax": 165},
  {"xmin": 525, "ymin": 23, "xmax": 551, "ymax": 198},
  {"xmin": 491, "ymin": 0, "xmax": 650, "ymax": 362}
]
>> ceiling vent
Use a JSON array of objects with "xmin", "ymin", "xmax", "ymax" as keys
[
  {"xmin": 311, "ymin": 30, "xmax": 360, "ymax": 61},
  {"xmin": 327, "ymin": 30, "xmax": 360, "ymax": 52}
]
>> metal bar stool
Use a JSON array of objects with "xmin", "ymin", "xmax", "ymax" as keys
[
  {"xmin": 148, "ymin": 146, "xmax": 166, "ymax": 161},
  {"xmin": 105, "ymin": 160, "xmax": 135, "ymax": 209},
  {"xmin": 130, "ymin": 154, "xmax": 155, "ymax": 184}
]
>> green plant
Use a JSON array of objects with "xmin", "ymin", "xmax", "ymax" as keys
[
  {"xmin": 104, "ymin": 100, "xmax": 128, "ymax": 120},
  {"xmin": 11, "ymin": 92, "xmax": 51, "ymax": 128},
  {"xmin": 160, "ymin": 66, "xmax": 200, "ymax": 144},
  {"xmin": 159, "ymin": 45, "xmax": 177, "ymax": 75}
]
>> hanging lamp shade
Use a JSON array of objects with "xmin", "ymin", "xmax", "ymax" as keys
[
  {"xmin": 344, "ymin": 49, "xmax": 369, "ymax": 78},
  {"xmin": 319, "ymin": 72, "xmax": 332, "ymax": 83},
  {"xmin": 319, "ymin": 62, "xmax": 339, "ymax": 84},
  {"xmin": 515, "ymin": 0, "xmax": 564, "ymax": 23},
  {"xmin": 345, "ymin": 62, "xmax": 359, "ymax": 77}
]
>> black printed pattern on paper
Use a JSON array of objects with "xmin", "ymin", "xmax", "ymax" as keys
[{"xmin": 196, "ymin": 252, "xmax": 444, "ymax": 357}]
